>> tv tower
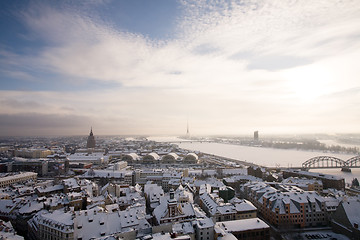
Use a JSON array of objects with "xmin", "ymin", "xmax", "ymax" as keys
[{"xmin": 186, "ymin": 120, "xmax": 190, "ymax": 139}]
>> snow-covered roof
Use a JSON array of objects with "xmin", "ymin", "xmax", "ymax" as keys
[
  {"xmin": 283, "ymin": 169, "xmax": 344, "ymax": 180},
  {"xmin": 217, "ymin": 232, "xmax": 238, "ymax": 240},
  {"xmin": 18, "ymin": 199, "xmax": 43, "ymax": 215},
  {"xmin": 162, "ymin": 153, "xmax": 179, "ymax": 160},
  {"xmin": 200, "ymin": 192, "xmax": 218, "ymax": 215},
  {"xmin": 124, "ymin": 153, "xmax": 140, "ymax": 161},
  {"xmin": 145, "ymin": 152, "xmax": 160, "ymax": 161},
  {"xmin": 224, "ymin": 175, "xmax": 261, "ymax": 183},
  {"xmin": 196, "ymin": 218, "xmax": 214, "ymax": 229},
  {"xmin": 282, "ymin": 177, "xmax": 322, "ymax": 185},
  {"xmin": 185, "ymin": 153, "xmax": 198, "ymax": 160},
  {"xmin": 153, "ymin": 199, "xmax": 196, "ymax": 224},
  {"xmin": 74, "ymin": 205, "xmax": 150, "ymax": 239},
  {"xmin": 234, "ymin": 199, "xmax": 257, "ymax": 212},
  {"xmin": 0, "ymin": 172, "xmax": 37, "ymax": 184},
  {"xmin": 34, "ymin": 209, "xmax": 74, "ymax": 233},
  {"xmin": 67, "ymin": 153, "xmax": 105, "ymax": 162},
  {"xmin": 216, "ymin": 218, "xmax": 269, "ymax": 232},
  {"xmin": 172, "ymin": 222, "xmax": 194, "ymax": 235},
  {"xmin": 222, "ymin": 168, "xmax": 247, "ymax": 175},
  {"xmin": 152, "ymin": 232, "xmax": 191, "ymax": 240},
  {"xmin": 35, "ymin": 184, "xmax": 64, "ymax": 194},
  {"xmin": 244, "ymin": 182, "xmax": 325, "ymax": 214},
  {"xmin": 63, "ymin": 178, "xmax": 80, "ymax": 190},
  {"xmin": 144, "ymin": 184, "xmax": 164, "ymax": 200},
  {"xmin": 341, "ymin": 199, "xmax": 360, "ymax": 227},
  {"xmin": 82, "ymin": 169, "xmax": 132, "ymax": 179},
  {"xmin": 0, "ymin": 220, "xmax": 24, "ymax": 240},
  {"xmin": 217, "ymin": 205, "xmax": 236, "ymax": 215},
  {"xmin": 0, "ymin": 199, "xmax": 21, "ymax": 214}
]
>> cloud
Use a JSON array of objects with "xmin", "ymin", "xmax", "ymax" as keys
[
  {"xmin": 1, "ymin": 0, "xmax": 360, "ymax": 135},
  {"xmin": 4, "ymin": 0, "xmax": 358, "ymax": 89},
  {"xmin": 246, "ymin": 55, "xmax": 313, "ymax": 71},
  {"xmin": 1, "ymin": 99, "xmax": 46, "ymax": 109},
  {"xmin": 0, "ymin": 112, "xmax": 91, "ymax": 136}
]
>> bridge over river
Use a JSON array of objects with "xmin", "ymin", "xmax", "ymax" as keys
[{"xmin": 302, "ymin": 155, "xmax": 360, "ymax": 172}]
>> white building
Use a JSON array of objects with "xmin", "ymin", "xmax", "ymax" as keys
[
  {"xmin": 195, "ymin": 218, "xmax": 215, "ymax": 240},
  {"xmin": 0, "ymin": 172, "xmax": 37, "ymax": 188},
  {"xmin": 215, "ymin": 218, "xmax": 270, "ymax": 240},
  {"xmin": 67, "ymin": 153, "xmax": 108, "ymax": 165}
]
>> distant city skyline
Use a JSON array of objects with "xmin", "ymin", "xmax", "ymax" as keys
[{"xmin": 1, "ymin": 0, "xmax": 360, "ymax": 136}]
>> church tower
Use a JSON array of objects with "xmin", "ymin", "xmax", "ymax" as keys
[{"xmin": 86, "ymin": 127, "xmax": 96, "ymax": 148}]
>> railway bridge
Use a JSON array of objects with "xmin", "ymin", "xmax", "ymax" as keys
[{"xmin": 302, "ymin": 155, "xmax": 360, "ymax": 172}]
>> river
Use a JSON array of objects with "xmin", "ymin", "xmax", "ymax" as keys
[{"xmin": 148, "ymin": 136, "xmax": 360, "ymax": 184}]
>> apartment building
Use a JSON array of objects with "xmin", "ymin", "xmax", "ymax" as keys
[
  {"xmin": 283, "ymin": 169, "xmax": 345, "ymax": 190},
  {"xmin": 242, "ymin": 182, "xmax": 327, "ymax": 228},
  {"xmin": 282, "ymin": 177, "xmax": 323, "ymax": 193},
  {"xmin": 199, "ymin": 191, "xmax": 257, "ymax": 223}
]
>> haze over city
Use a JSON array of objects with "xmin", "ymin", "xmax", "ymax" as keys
[{"xmin": 1, "ymin": 0, "xmax": 360, "ymax": 136}]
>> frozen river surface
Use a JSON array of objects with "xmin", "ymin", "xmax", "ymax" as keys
[{"xmin": 148, "ymin": 137, "xmax": 360, "ymax": 183}]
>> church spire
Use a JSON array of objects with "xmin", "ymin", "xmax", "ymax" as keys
[{"xmin": 87, "ymin": 127, "xmax": 96, "ymax": 148}]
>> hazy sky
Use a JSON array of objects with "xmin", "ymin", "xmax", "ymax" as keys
[{"xmin": 1, "ymin": 0, "xmax": 360, "ymax": 136}]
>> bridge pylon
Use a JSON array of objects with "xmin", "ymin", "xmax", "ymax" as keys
[{"xmin": 341, "ymin": 166, "xmax": 351, "ymax": 172}]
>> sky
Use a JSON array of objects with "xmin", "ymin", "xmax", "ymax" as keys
[{"xmin": 0, "ymin": 0, "xmax": 360, "ymax": 136}]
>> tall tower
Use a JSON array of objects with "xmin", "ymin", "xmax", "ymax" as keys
[
  {"xmin": 185, "ymin": 120, "xmax": 190, "ymax": 139},
  {"xmin": 168, "ymin": 189, "xmax": 179, "ymax": 217},
  {"xmin": 254, "ymin": 131, "xmax": 259, "ymax": 141},
  {"xmin": 87, "ymin": 127, "xmax": 96, "ymax": 148}
]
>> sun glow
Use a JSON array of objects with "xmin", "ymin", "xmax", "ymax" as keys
[{"xmin": 283, "ymin": 65, "xmax": 334, "ymax": 102}]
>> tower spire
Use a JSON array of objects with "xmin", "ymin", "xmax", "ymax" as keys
[
  {"xmin": 87, "ymin": 127, "xmax": 96, "ymax": 148},
  {"xmin": 186, "ymin": 120, "xmax": 190, "ymax": 139}
]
